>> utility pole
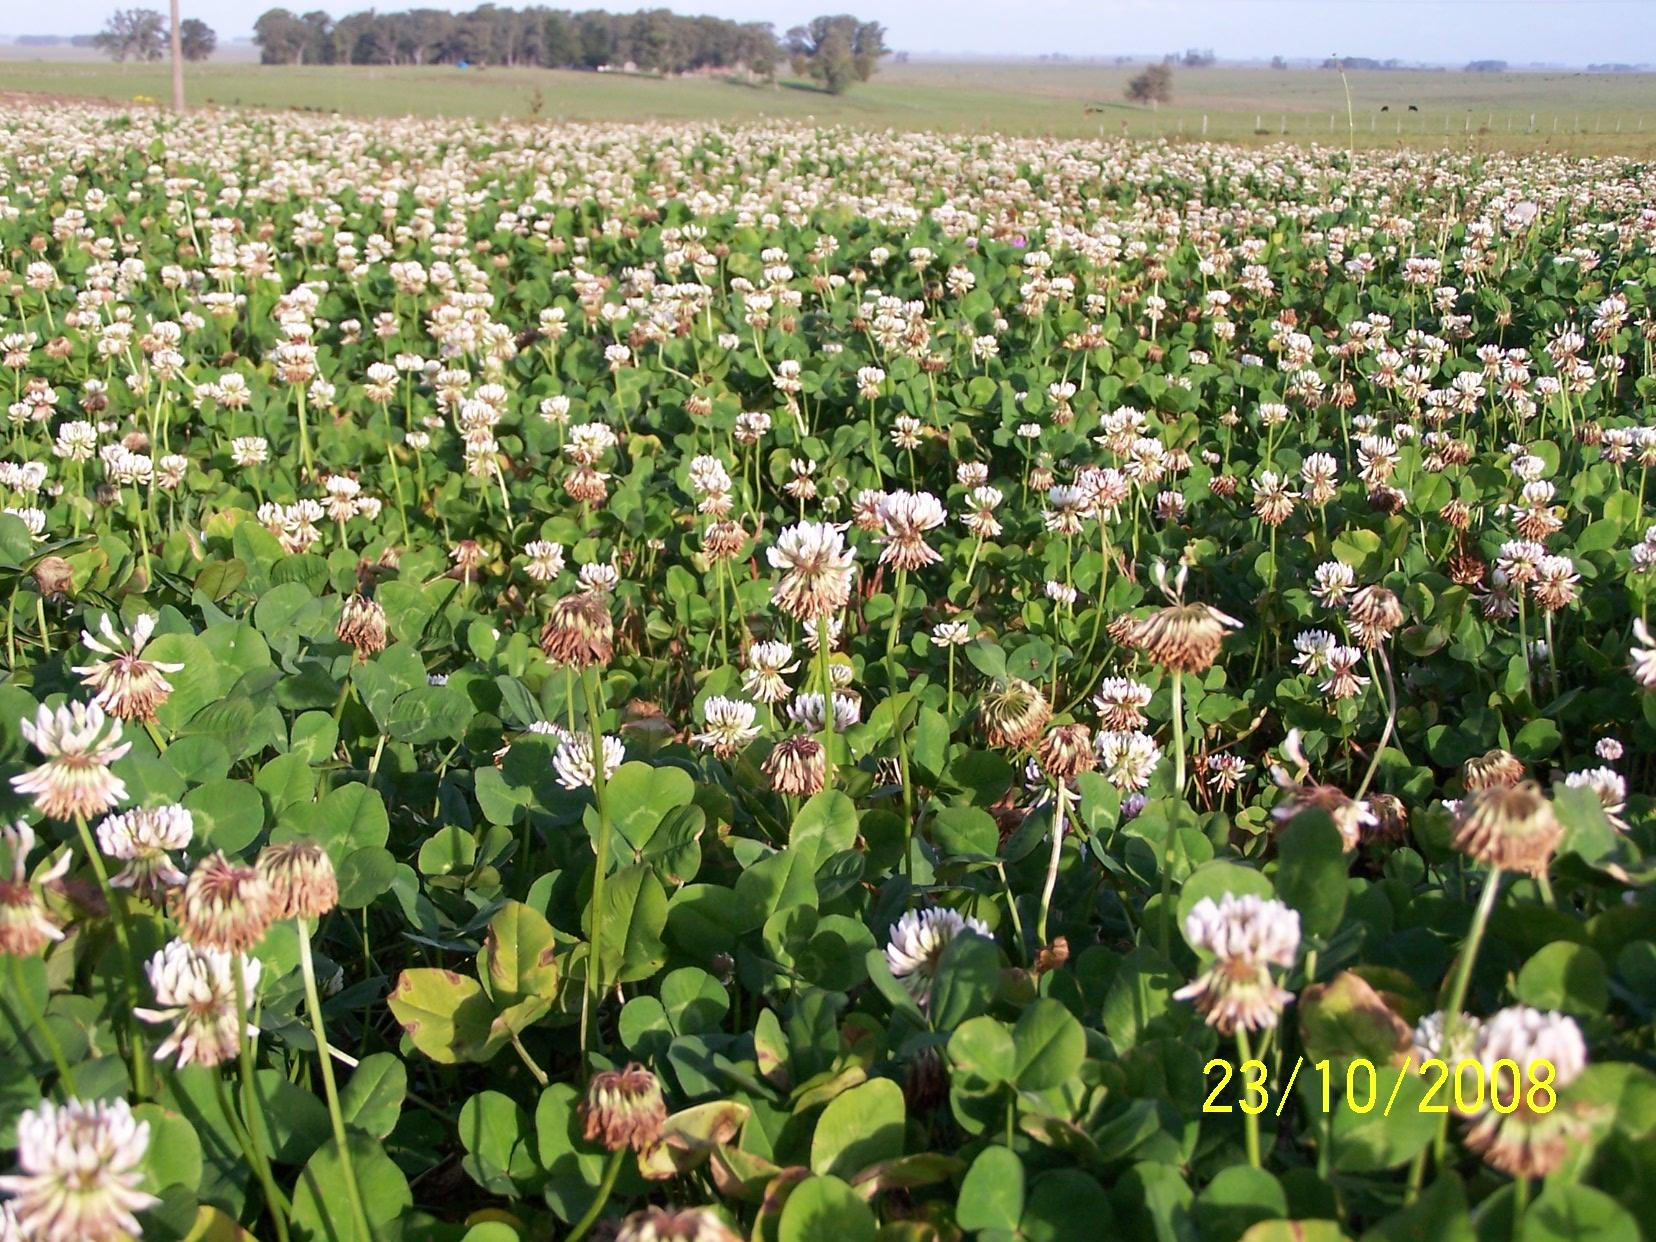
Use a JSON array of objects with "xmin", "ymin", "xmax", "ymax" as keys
[{"xmin": 170, "ymin": 0, "xmax": 185, "ymax": 113}]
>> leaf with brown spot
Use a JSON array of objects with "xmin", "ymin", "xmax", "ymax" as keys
[
  {"xmin": 1299, "ymin": 970, "xmax": 1411, "ymax": 1069},
  {"xmin": 477, "ymin": 899, "xmax": 560, "ymax": 1009},
  {"xmin": 386, "ymin": 968, "xmax": 503, "ymax": 1065}
]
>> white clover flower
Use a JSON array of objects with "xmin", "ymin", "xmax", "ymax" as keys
[
  {"xmin": 876, "ymin": 490, "xmax": 946, "ymax": 571},
  {"xmin": 768, "ymin": 521, "xmax": 856, "ymax": 622},
  {"xmin": 787, "ymin": 691, "xmax": 861, "ymax": 732},
  {"xmin": 1475, "ymin": 1006, "xmax": 1587, "ymax": 1094},
  {"xmin": 12, "ymin": 702, "xmax": 131, "ymax": 821},
  {"xmin": 1175, "ymin": 894, "xmax": 1301, "ymax": 1033},
  {"xmin": 1462, "ymin": 1005, "xmax": 1590, "ymax": 1177},
  {"xmin": 691, "ymin": 696, "xmax": 761, "ymax": 759},
  {"xmin": 72, "ymin": 613, "xmax": 184, "ymax": 723},
  {"xmin": 1564, "ymin": 766, "xmax": 1627, "ymax": 828},
  {"xmin": 930, "ymin": 621, "xmax": 971, "ymax": 647},
  {"xmin": 1092, "ymin": 678, "xmax": 1153, "ymax": 731},
  {"xmin": 0, "ymin": 1097, "xmax": 157, "ymax": 1242},
  {"xmin": 577, "ymin": 562, "xmax": 619, "ymax": 595},
  {"xmin": 0, "ymin": 820, "xmax": 71, "ymax": 957},
  {"xmin": 1045, "ymin": 579, "xmax": 1078, "ymax": 606},
  {"xmin": 884, "ymin": 906, "xmax": 992, "ymax": 1005},
  {"xmin": 135, "ymin": 938, "xmax": 260, "ymax": 1068},
  {"xmin": 1311, "ymin": 561, "xmax": 1355, "ymax": 606},
  {"xmin": 741, "ymin": 642, "xmax": 797, "ymax": 705},
  {"xmin": 523, "ymin": 540, "xmax": 565, "ymax": 583},
  {"xmin": 553, "ymin": 733, "xmax": 625, "ymax": 791},
  {"xmin": 1094, "ymin": 729, "xmax": 1161, "ymax": 791},
  {"xmin": 1632, "ymin": 619, "xmax": 1656, "ymax": 690},
  {"xmin": 96, "ymin": 804, "xmax": 193, "ymax": 896},
  {"xmin": 1411, "ymin": 1009, "xmax": 1482, "ymax": 1064},
  {"xmin": 1292, "ymin": 629, "xmax": 1338, "ymax": 675}
]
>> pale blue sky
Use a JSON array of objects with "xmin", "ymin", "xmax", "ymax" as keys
[{"xmin": 4, "ymin": 0, "xmax": 1654, "ymax": 65}]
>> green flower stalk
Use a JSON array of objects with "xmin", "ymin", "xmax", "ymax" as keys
[{"xmin": 259, "ymin": 840, "xmax": 373, "ymax": 1242}]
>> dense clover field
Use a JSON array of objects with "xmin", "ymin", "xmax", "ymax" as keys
[{"xmin": 0, "ymin": 103, "xmax": 1652, "ymax": 1242}]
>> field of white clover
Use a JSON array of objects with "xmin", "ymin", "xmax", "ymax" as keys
[{"xmin": 0, "ymin": 101, "xmax": 1652, "ymax": 1242}]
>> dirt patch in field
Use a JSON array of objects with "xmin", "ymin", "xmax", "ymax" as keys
[{"xmin": 0, "ymin": 88, "xmax": 136, "ymax": 110}]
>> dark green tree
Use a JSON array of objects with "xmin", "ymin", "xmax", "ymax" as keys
[
  {"xmin": 179, "ymin": 18, "xmax": 216, "ymax": 61},
  {"xmin": 253, "ymin": 8, "xmax": 311, "ymax": 63},
  {"xmin": 94, "ymin": 7, "xmax": 166, "ymax": 62},
  {"xmin": 786, "ymin": 14, "xmax": 887, "ymax": 93}
]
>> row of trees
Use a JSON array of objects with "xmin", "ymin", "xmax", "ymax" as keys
[
  {"xmin": 94, "ymin": 7, "xmax": 214, "ymax": 62},
  {"xmin": 250, "ymin": 7, "xmax": 887, "ymax": 92}
]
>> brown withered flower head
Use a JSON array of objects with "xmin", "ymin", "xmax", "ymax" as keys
[
  {"xmin": 177, "ymin": 852, "xmax": 274, "ymax": 954},
  {"xmin": 31, "ymin": 556, "xmax": 73, "ymax": 602},
  {"xmin": 701, "ymin": 520, "xmax": 747, "ymax": 563},
  {"xmin": 1346, "ymin": 585, "xmax": 1404, "ymax": 649},
  {"xmin": 565, "ymin": 466, "xmax": 609, "ymax": 506},
  {"xmin": 1365, "ymin": 793, "xmax": 1410, "ymax": 843},
  {"xmin": 1447, "ymin": 549, "xmax": 1486, "ymax": 586},
  {"xmin": 581, "ymin": 1064, "xmax": 667, "ymax": 1153},
  {"xmin": 979, "ymin": 678, "xmax": 1052, "ymax": 751},
  {"xmin": 336, "ymin": 594, "xmax": 388, "ymax": 658},
  {"xmin": 541, "ymin": 592, "xmax": 614, "ymax": 669},
  {"xmin": 1125, "ymin": 561, "xmax": 1242, "ymax": 674},
  {"xmin": 1463, "ymin": 748, "xmax": 1525, "ymax": 792},
  {"xmin": 1035, "ymin": 724, "xmax": 1096, "ymax": 782},
  {"xmin": 257, "ymin": 839, "xmax": 338, "ymax": 921},
  {"xmin": 1270, "ymin": 729, "xmax": 1377, "ymax": 852},
  {"xmin": 1451, "ymin": 781, "xmax": 1563, "ymax": 877},
  {"xmin": 615, "ymin": 1207, "xmax": 742, "ymax": 1242},
  {"xmin": 762, "ymin": 735, "xmax": 826, "ymax": 797}
]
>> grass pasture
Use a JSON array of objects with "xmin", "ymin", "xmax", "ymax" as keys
[{"xmin": 1, "ymin": 54, "xmax": 1654, "ymax": 154}]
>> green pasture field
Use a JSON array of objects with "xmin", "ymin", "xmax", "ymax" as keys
[{"xmin": 2, "ymin": 53, "xmax": 1654, "ymax": 154}]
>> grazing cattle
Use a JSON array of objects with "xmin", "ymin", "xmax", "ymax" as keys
[
  {"xmin": 1380, "ymin": 105, "xmax": 1389, "ymax": 112},
  {"xmin": 1408, "ymin": 104, "xmax": 1419, "ymax": 112}
]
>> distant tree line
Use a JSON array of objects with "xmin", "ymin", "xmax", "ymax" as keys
[
  {"xmin": 1168, "ymin": 47, "xmax": 1214, "ymax": 68},
  {"xmin": 91, "ymin": 8, "xmax": 215, "ymax": 62},
  {"xmin": 1321, "ymin": 56, "xmax": 1404, "ymax": 70},
  {"xmin": 13, "ymin": 33, "xmax": 101, "ymax": 46},
  {"xmin": 250, "ymin": 6, "xmax": 888, "ymax": 91}
]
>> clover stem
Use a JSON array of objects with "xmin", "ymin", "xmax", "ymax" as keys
[
  {"xmin": 1353, "ymin": 647, "xmax": 1398, "ymax": 804},
  {"xmin": 1543, "ymin": 610, "xmax": 1560, "ymax": 694},
  {"xmin": 9, "ymin": 953, "xmax": 76, "ymax": 1096},
  {"xmin": 510, "ymin": 1032, "xmax": 550, "ymax": 1087},
  {"xmin": 566, "ymin": 1146, "xmax": 626, "ymax": 1242},
  {"xmin": 885, "ymin": 565, "xmax": 908, "ymax": 694},
  {"xmin": 1156, "ymin": 671, "xmax": 1185, "ymax": 959},
  {"xmin": 965, "ymin": 533, "xmax": 985, "ymax": 595},
  {"xmin": 816, "ymin": 614, "xmax": 835, "ymax": 787},
  {"xmin": 580, "ymin": 665, "xmax": 613, "ymax": 1069},
  {"xmin": 1235, "ymin": 1026, "xmax": 1263, "ymax": 1170},
  {"xmin": 71, "ymin": 813, "xmax": 148, "ymax": 1099},
  {"xmin": 995, "ymin": 862, "xmax": 1030, "ymax": 963},
  {"xmin": 233, "ymin": 953, "xmax": 292, "ymax": 1242},
  {"xmin": 1037, "ymin": 780, "xmax": 1068, "ymax": 949},
  {"xmin": 297, "ymin": 918, "xmax": 373, "ymax": 1242},
  {"xmin": 715, "ymin": 555, "xmax": 728, "ymax": 668},
  {"xmin": 1516, "ymin": 594, "xmax": 1533, "ymax": 700},
  {"xmin": 296, "ymin": 384, "xmax": 313, "ymax": 482},
  {"xmin": 865, "ymin": 398, "xmax": 883, "ymax": 485},
  {"xmin": 1433, "ymin": 866, "xmax": 1503, "ymax": 1166}
]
